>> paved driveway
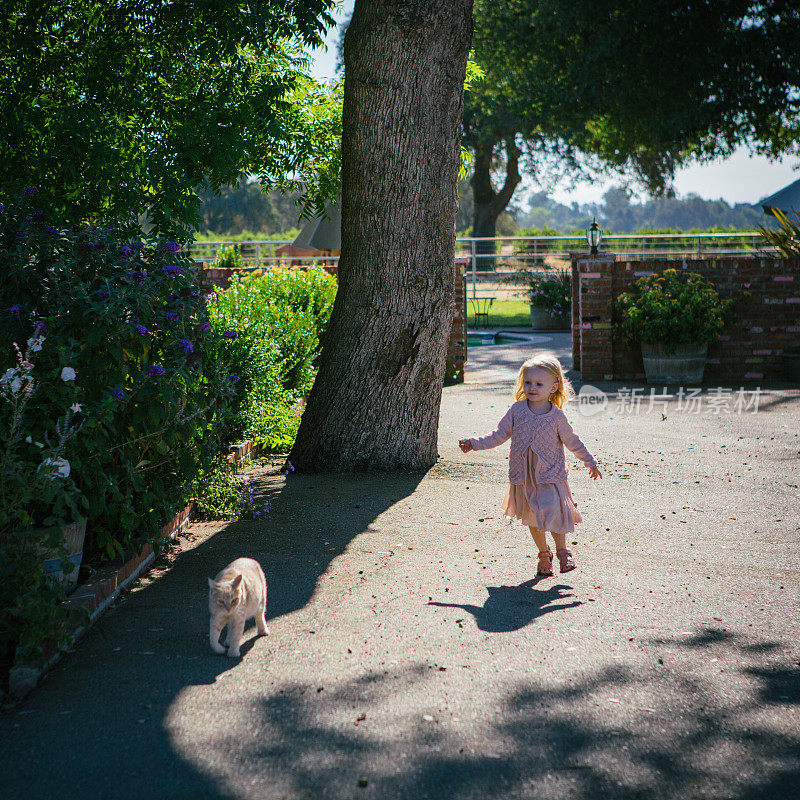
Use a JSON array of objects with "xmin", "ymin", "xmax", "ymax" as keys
[{"xmin": 2, "ymin": 334, "xmax": 799, "ymax": 799}]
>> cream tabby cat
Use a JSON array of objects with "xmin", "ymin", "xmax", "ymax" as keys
[{"xmin": 208, "ymin": 557, "xmax": 269, "ymax": 657}]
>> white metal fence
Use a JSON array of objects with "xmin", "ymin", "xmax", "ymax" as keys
[{"xmin": 190, "ymin": 232, "xmax": 772, "ymax": 299}]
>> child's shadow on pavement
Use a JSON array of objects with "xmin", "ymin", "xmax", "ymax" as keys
[{"xmin": 429, "ymin": 580, "xmax": 581, "ymax": 632}]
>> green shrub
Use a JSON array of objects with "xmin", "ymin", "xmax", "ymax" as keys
[
  {"xmin": 612, "ymin": 268, "xmax": 735, "ymax": 353},
  {"xmin": 213, "ymin": 244, "xmax": 245, "ymax": 271},
  {"xmin": 190, "ymin": 459, "xmax": 271, "ymax": 522},
  {"xmin": 208, "ymin": 267, "xmax": 336, "ymax": 450}
]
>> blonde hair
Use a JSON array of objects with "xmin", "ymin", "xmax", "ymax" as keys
[{"xmin": 513, "ymin": 354, "xmax": 574, "ymax": 408}]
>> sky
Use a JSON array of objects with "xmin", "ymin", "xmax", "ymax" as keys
[{"xmin": 307, "ymin": 1, "xmax": 798, "ymax": 209}]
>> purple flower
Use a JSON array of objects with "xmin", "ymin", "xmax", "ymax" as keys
[
  {"xmin": 199, "ymin": 321, "xmax": 211, "ymax": 333},
  {"xmin": 45, "ymin": 225, "xmax": 58, "ymax": 235},
  {"xmin": 9, "ymin": 304, "xmax": 22, "ymax": 315},
  {"xmin": 119, "ymin": 245, "xmax": 134, "ymax": 262},
  {"xmin": 147, "ymin": 365, "xmax": 166, "ymax": 377},
  {"xmin": 228, "ymin": 375, "xmax": 240, "ymax": 383},
  {"xmin": 222, "ymin": 330, "xmax": 237, "ymax": 339},
  {"xmin": 97, "ymin": 290, "xmax": 110, "ymax": 300},
  {"xmin": 0, "ymin": 203, "xmax": 4, "ymax": 214},
  {"xmin": 179, "ymin": 339, "xmax": 193, "ymax": 353},
  {"xmin": 165, "ymin": 311, "xmax": 179, "ymax": 322},
  {"xmin": 135, "ymin": 324, "xmax": 149, "ymax": 336},
  {"xmin": 14, "ymin": 231, "xmax": 25, "ymax": 239},
  {"xmin": 112, "ymin": 387, "xmax": 125, "ymax": 400},
  {"xmin": 161, "ymin": 264, "xmax": 185, "ymax": 277},
  {"xmin": 23, "ymin": 186, "xmax": 38, "ymax": 196},
  {"xmin": 133, "ymin": 269, "xmax": 147, "ymax": 286},
  {"xmin": 130, "ymin": 314, "xmax": 140, "ymax": 323},
  {"xmin": 169, "ymin": 290, "xmax": 182, "ymax": 301},
  {"xmin": 33, "ymin": 320, "xmax": 47, "ymax": 335},
  {"xmin": 163, "ymin": 242, "xmax": 181, "ymax": 254}
]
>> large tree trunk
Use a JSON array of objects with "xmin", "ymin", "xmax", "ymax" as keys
[
  {"xmin": 470, "ymin": 138, "xmax": 521, "ymax": 258},
  {"xmin": 290, "ymin": 0, "xmax": 473, "ymax": 472}
]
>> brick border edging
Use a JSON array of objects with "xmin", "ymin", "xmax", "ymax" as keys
[{"xmin": 5, "ymin": 442, "xmax": 259, "ymax": 702}]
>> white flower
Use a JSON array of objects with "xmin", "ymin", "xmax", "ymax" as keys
[
  {"xmin": 27, "ymin": 336, "xmax": 45, "ymax": 352},
  {"xmin": 25, "ymin": 436, "xmax": 32, "ymax": 443},
  {"xmin": 70, "ymin": 403, "xmax": 82, "ymax": 413},
  {"xmin": 10, "ymin": 377, "xmax": 22, "ymax": 393},
  {"xmin": 39, "ymin": 457, "xmax": 70, "ymax": 479},
  {"xmin": 1, "ymin": 368, "xmax": 17, "ymax": 385},
  {"xmin": 60, "ymin": 366, "xmax": 76, "ymax": 381}
]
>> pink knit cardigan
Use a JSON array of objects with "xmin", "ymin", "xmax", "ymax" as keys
[{"xmin": 469, "ymin": 400, "xmax": 597, "ymax": 484}]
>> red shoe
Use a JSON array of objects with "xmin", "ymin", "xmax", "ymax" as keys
[
  {"xmin": 537, "ymin": 549, "xmax": 554, "ymax": 577},
  {"xmin": 556, "ymin": 548, "xmax": 576, "ymax": 573}
]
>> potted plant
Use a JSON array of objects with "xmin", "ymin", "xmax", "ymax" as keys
[
  {"xmin": 613, "ymin": 268, "xmax": 734, "ymax": 385},
  {"xmin": 511, "ymin": 268, "xmax": 572, "ymax": 330}
]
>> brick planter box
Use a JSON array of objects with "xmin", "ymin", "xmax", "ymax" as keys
[{"xmin": 571, "ymin": 253, "xmax": 800, "ymax": 383}]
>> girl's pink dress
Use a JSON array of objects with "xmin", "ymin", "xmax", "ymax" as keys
[{"xmin": 500, "ymin": 447, "xmax": 583, "ymax": 533}]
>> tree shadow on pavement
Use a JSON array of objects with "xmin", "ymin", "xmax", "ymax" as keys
[
  {"xmin": 0, "ymin": 467, "xmax": 427, "ymax": 800},
  {"xmin": 428, "ymin": 581, "xmax": 581, "ymax": 632},
  {"xmin": 162, "ymin": 628, "xmax": 800, "ymax": 800}
]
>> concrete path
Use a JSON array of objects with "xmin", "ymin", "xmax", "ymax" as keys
[{"xmin": 2, "ymin": 335, "xmax": 800, "ymax": 800}]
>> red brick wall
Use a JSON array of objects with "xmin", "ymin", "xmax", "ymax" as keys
[
  {"xmin": 195, "ymin": 260, "xmax": 468, "ymax": 386},
  {"xmin": 445, "ymin": 258, "xmax": 468, "ymax": 385},
  {"xmin": 571, "ymin": 253, "xmax": 800, "ymax": 383}
]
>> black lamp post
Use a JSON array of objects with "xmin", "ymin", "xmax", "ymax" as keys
[{"xmin": 586, "ymin": 217, "xmax": 602, "ymax": 255}]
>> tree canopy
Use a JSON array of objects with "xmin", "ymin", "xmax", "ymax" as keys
[
  {"xmin": 0, "ymin": 0, "xmax": 341, "ymax": 232},
  {"xmin": 465, "ymin": 0, "xmax": 800, "ymax": 238}
]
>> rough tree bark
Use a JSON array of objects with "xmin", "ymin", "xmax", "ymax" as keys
[
  {"xmin": 470, "ymin": 138, "xmax": 521, "ymax": 256},
  {"xmin": 289, "ymin": 0, "xmax": 473, "ymax": 472}
]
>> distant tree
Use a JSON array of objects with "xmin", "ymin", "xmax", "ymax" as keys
[
  {"xmin": 196, "ymin": 180, "xmax": 303, "ymax": 237},
  {"xmin": 466, "ymin": 0, "xmax": 800, "ymax": 245},
  {"xmin": 599, "ymin": 188, "xmax": 766, "ymax": 233},
  {"xmin": 517, "ymin": 187, "xmax": 767, "ymax": 233},
  {"xmin": 0, "ymin": 0, "xmax": 339, "ymax": 233}
]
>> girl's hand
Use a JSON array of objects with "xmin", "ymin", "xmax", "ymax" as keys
[
  {"xmin": 458, "ymin": 438, "xmax": 473, "ymax": 453},
  {"xmin": 588, "ymin": 463, "xmax": 603, "ymax": 480}
]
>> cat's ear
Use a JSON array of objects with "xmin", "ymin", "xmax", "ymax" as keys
[
  {"xmin": 208, "ymin": 578, "xmax": 217, "ymax": 590},
  {"xmin": 231, "ymin": 574, "xmax": 243, "ymax": 589}
]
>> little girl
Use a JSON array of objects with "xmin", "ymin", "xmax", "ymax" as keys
[{"xmin": 459, "ymin": 354, "xmax": 602, "ymax": 576}]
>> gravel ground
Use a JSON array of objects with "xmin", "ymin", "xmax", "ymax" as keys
[{"xmin": 2, "ymin": 334, "xmax": 799, "ymax": 800}]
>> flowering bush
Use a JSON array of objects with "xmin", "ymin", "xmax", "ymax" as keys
[
  {"xmin": 1, "ymin": 336, "xmax": 89, "ymax": 665},
  {"xmin": 511, "ymin": 268, "xmax": 571, "ymax": 317},
  {"xmin": 208, "ymin": 266, "xmax": 337, "ymax": 449},
  {"xmin": 612, "ymin": 268, "xmax": 735, "ymax": 354},
  {"xmin": 0, "ymin": 190, "xmax": 235, "ymax": 563},
  {"xmin": 190, "ymin": 460, "xmax": 272, "ymax": 522}
]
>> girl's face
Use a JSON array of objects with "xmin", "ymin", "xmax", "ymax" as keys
[{"xmin": 522, "ymin": 366, "xmax": 557, "ymax": 403}]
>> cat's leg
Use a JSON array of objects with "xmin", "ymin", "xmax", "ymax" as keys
[
  {"xmin": 256, "ymin": 603, "xmax": 269, "ymax": 635},
  {"xmin": 226, "ymin": 617, "xmax": 246, "ymax": 657},
  {"xmin": 209, "ymin": 618, "xmax": 226, "ymax": 654}
]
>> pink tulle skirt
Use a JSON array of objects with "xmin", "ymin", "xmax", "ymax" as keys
[{"xmin": 500, "ymin": 447, "xmax": 583, "ymax": 533}]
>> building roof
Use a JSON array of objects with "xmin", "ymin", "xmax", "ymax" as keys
[
  {"xmin": 756, "ymin": 177, "xmax": 800, "ymax": 216},
  {"xmin": 291, "ymin": 200, "xmax": 341, "ymax": 251}
]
